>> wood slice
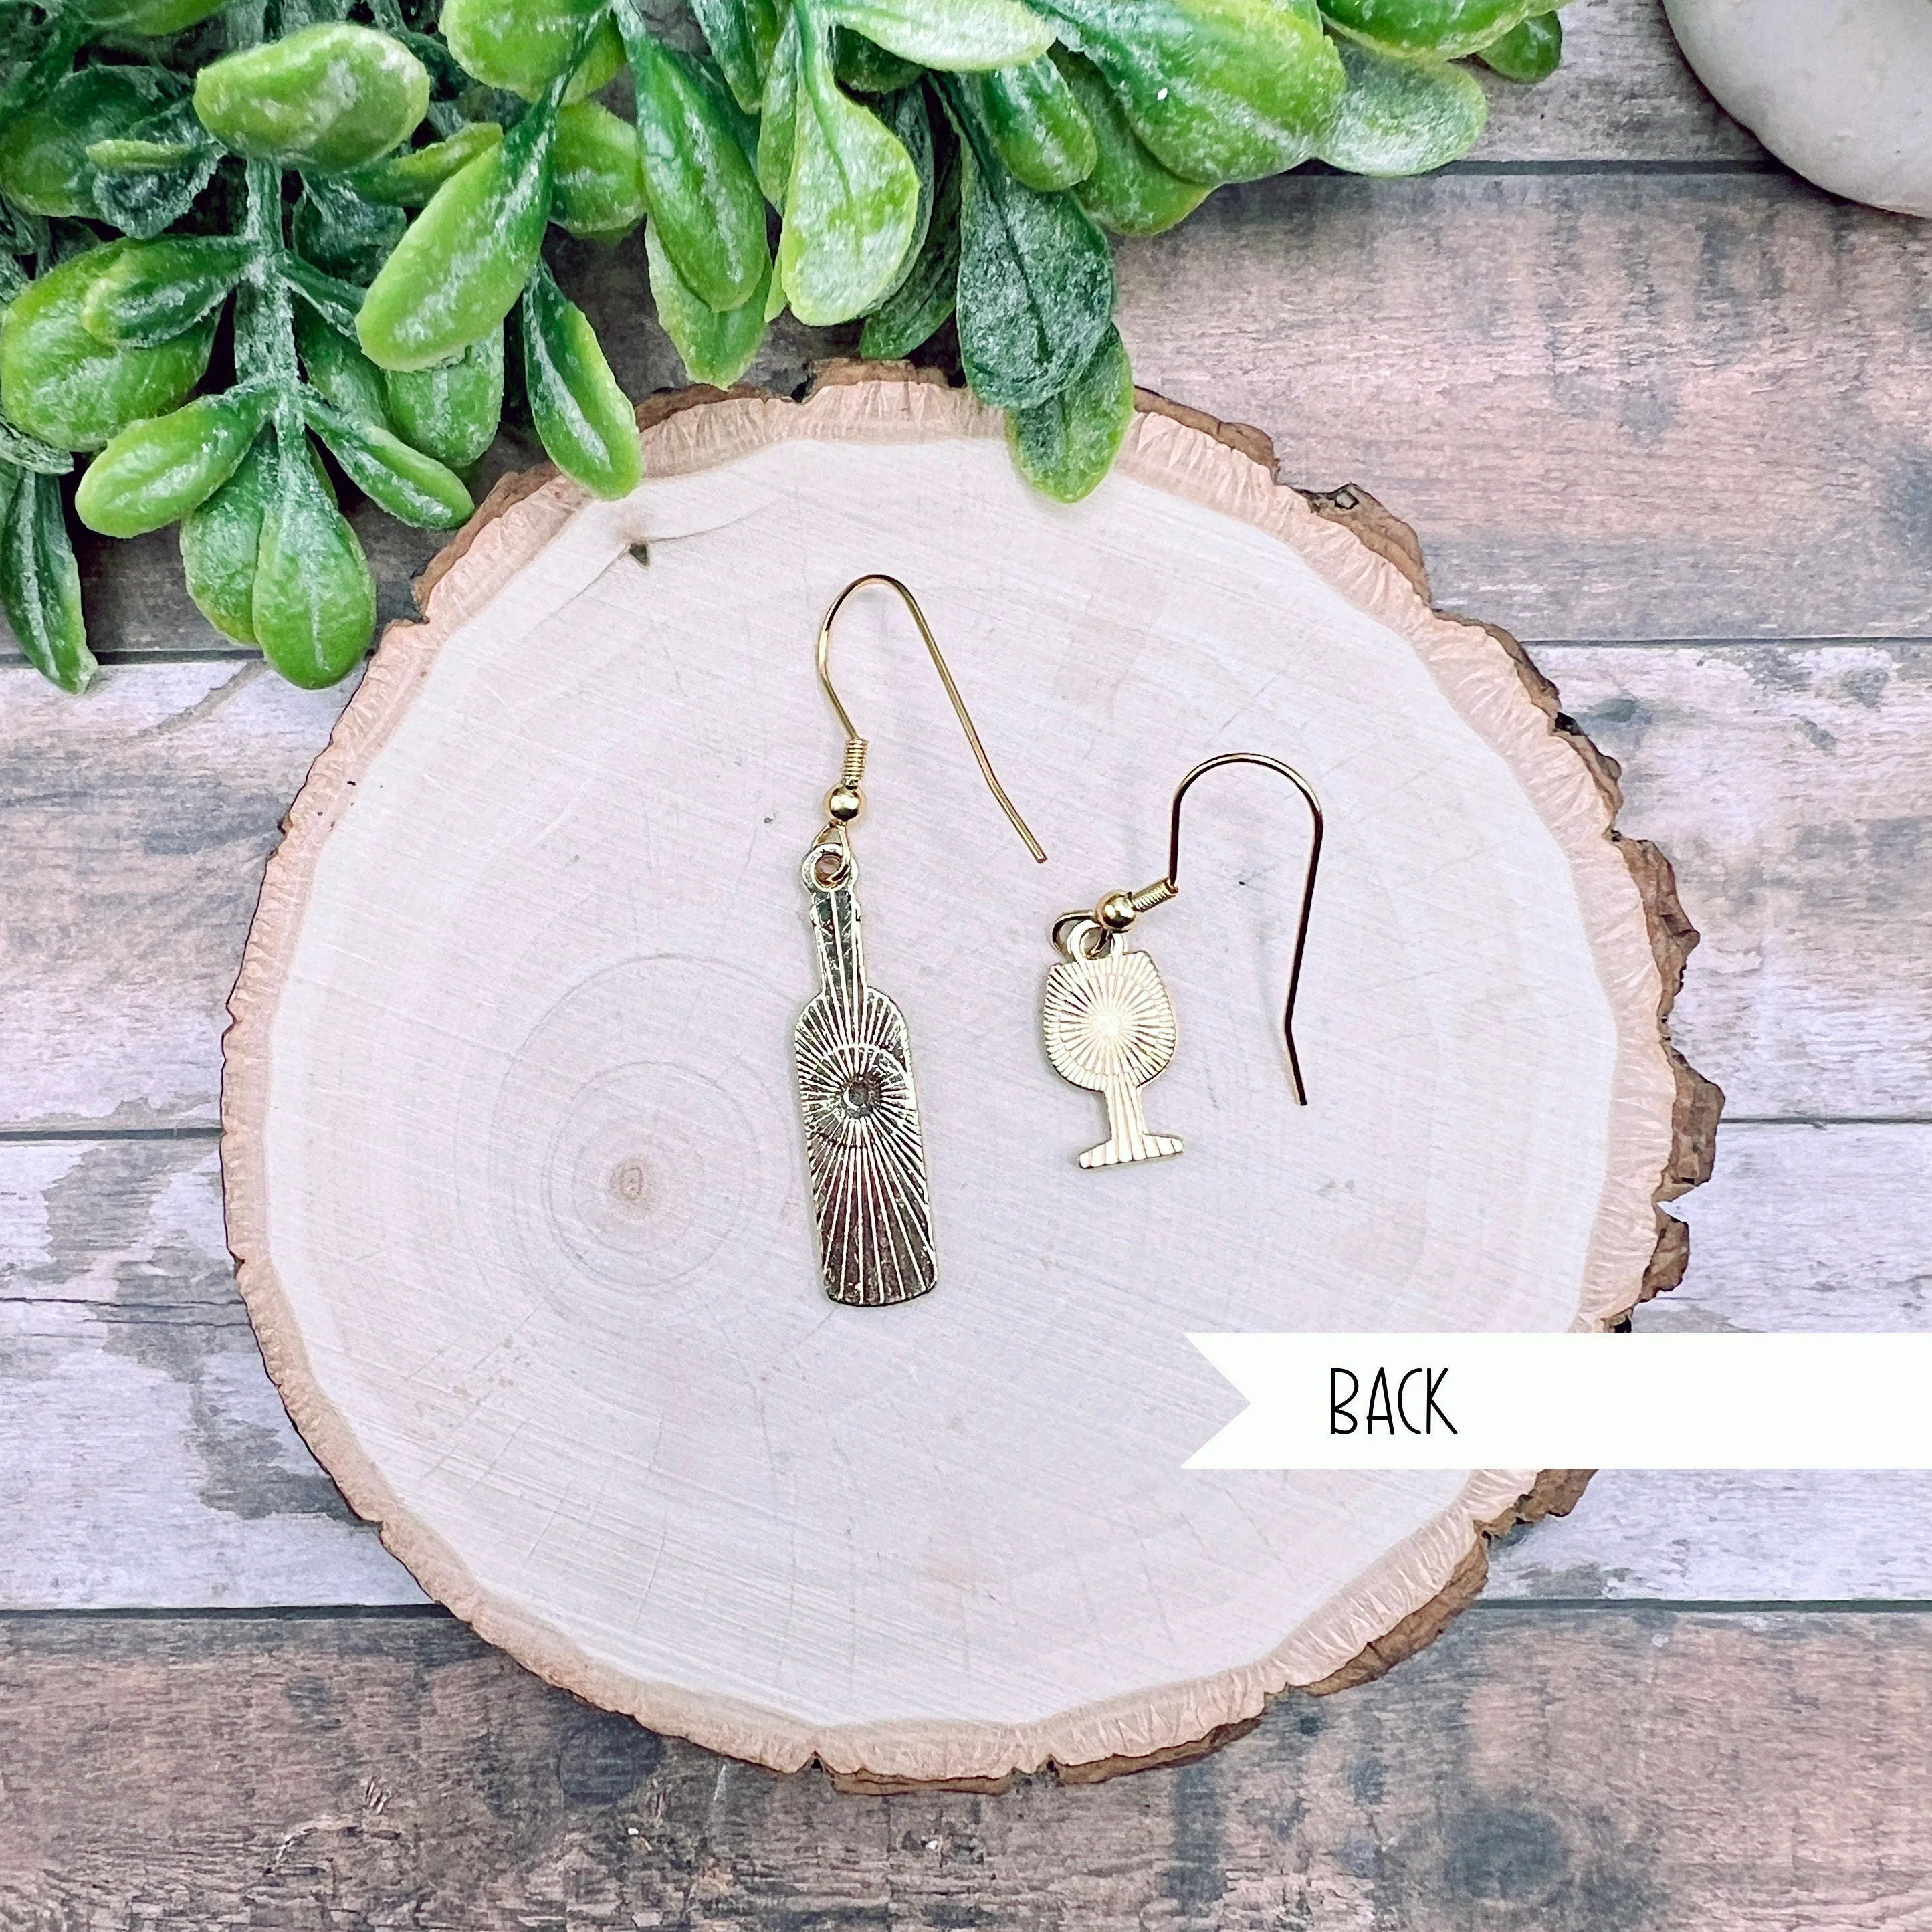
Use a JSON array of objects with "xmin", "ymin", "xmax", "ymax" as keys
[{"xmin": 222, "ymin": 366, "xmax": 1715, "ymax": 1788}]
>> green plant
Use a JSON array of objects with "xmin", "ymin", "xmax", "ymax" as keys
[{"xmin": 0, "ymin": 0, "xmax": 1569, "ymax": 692}]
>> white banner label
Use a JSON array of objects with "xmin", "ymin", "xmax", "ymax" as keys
[{"xmin": 1186, "ymin": 1334, "xmax": 1932, "ymax": 1469}]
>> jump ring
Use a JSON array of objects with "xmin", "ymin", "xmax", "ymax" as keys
[{"xmin": 1052, "ymin": 913, "xmax": 1113, "ymax": 962}]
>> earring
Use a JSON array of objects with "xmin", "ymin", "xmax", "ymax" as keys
[
  {"xmin": 1042, "ymin": 754, "xmax": 1322, "ymax": 1169},
  {"xmin": 794, "ymin": 576, "xmax": 1046, "ymax": 1306}
]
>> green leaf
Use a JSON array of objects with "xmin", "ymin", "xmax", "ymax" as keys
[
  {"xmin": 72, "ymin": 0, "xmax": 227, "ymax": 32},
  {"xmin": 382, "ymin": 328, "xmax": 504, "ymax": 469},
  {"xmin": 778, "ymin": 13, "xmax": 922, "ymax": 326},
  {"xmin": 86, "ymin": 138, "xmax": 202, "ymax": 173},
  {"xmin": 0, "ymin": 241, "xmax": 218, "ymax": 452},
  {"xmin": 79, "ymin": 235, "xmax": 256, "ymax": 348},
  {"xmin": 344, "ymin": 122, "xmax": 504, "ymax": 207},
  {"xmin": 859, "ymin": 137, "xmax": 960, "ymax": 360},
  {"xmin": 646, "ymin": 218, "xmax": 771, "ymax": 389},
  {"xmin": 1028, "ymin": 0, "xmax": 1345, "ymax": 184},
  {"xmin": 683, "ymin": 53, "xmax": 768, "ymax": 176},
  {"xmin": 689, "ymin": 0, "xmax": 785, "ymax": 114},
  {"xmin": 1315, "ymin": 37, "xmax": 1488, "ymax": 175},
  {"xmin": 521, "ymin": 264, "xmax": 641, "ymax": 500},
  {"xmin": 1005, "ymin": 323, "xmax": 1132, "ymax": 501},
  {"xmin": 1317, "ymin": 0, "xmax": 1566, "ymax": 60},
  {"xmin": 302, "ymin": 392, "xmax": 474, "ymax": 528},
  {"xmin": 822, "ymin": 0, "xmax": 1055, "ymax": 71},
  {"xmin": 282, "ymin": 256, "xmax": 368, "ymax": 335},
  {"xmin": 618, "ymin": 17, "xmax": 771, "ymax": 312},
  {"xmin": 757, "ymin": 7, "xmax": 802, "ymax": 208},
  {"xmin": 952, "ymin": 56, "xmax": 1097, "ymax": 193},
  {"xmin": 356, "ymin": 104, "xmax": 554, "ymax": 370},
  {"xmin": 0, "ymin": 66, "xmax": 173, "ymax": 220},
  {"xmin": 834, "ymin": 29, "xmax": 924, "ymax": 95},
  {"xmin": 441, "ymin": 0, "xmax": 624, "ymax": 101},
  {"xmin": 944, "ymin": 78, "xmax": 1115, "ymax": 411},
  {"xmin": 0, "ymin": 58, "xmax": 222, "ymax": 242},
  {"xmin": 569, "ymin": 20, "xmax": 631, "ymax": 103},
  {"xmin": 292, "ymin": 176, "xmax": 407, "ymax": 284},
  {"xmin": 1053, "ymin": 48, "xmax": 1209, "ymax": 235},
  {"xmin": 0, "ymin": 416, "xmax": 74, "ymax": 477},
  {"xmin": 87, "ymin": 99, "xmax": 221, "ymax": 241},
  {"xmin": 181, "ymin": 433, "xmax": 271, "ymax": 643},
  {"xmin": 550, "ymin": 100, "xmax": 647, "ymax": 244},
  {"xmin": 296, "ymin": 309, "xmax": 394, "ymax": 428},
  {"xmin": 0, "ymin": 199, "xmax": 43, "ymax": 268},
  {"xmin": 1, "ymin": 469, "xmax": 93, "ymax": 693},
  {"xmin": 873, "ymin": 84, "xmax": 937, "ymax": 305},
  {"xmin": 1478, "ymin": 11, "xmax": 1562, "ymax": 81},
  {"xmin": 193, "ymin": 25, "xmax": 430, "ymax": 173},
  {"xmin": 252, "ymin": 421, "xmax": 377, "ymax": 689},
  {"xmin": 75, "ymin": 383, "xmax": 276, "ymax": 538}
]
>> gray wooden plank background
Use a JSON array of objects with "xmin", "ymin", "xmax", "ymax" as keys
[
  {"xmin": 5, "ymin": 1606, "xmax": 1928, "ymax": 1927},
  {"xmin": 3, "ymin": 1, "xmax": 1929, "ymax": 1907}
]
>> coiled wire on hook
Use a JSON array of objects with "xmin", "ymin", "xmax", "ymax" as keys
[{"xmin": 1093, "ymin": 752, "xmax": 1324, "ymax": 1105}]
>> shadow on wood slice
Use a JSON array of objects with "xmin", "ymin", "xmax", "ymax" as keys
[{"xmin": 221, "ymin": 360, "xmax": 1720, "ymax": 1794}]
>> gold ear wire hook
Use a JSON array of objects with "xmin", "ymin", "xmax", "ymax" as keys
[
  {"xmin": 1095, "ymin": 752, "xmax": 1323, "ymax": 1105},
  {"xmin": 815, "ymin": 574, "xmax": 1047, "ymax": 863}
]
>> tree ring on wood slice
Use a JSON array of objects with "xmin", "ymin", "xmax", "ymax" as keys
[{"xmin": 221, "ymin": 364, "xmax": 1720, "ymax": 1790}]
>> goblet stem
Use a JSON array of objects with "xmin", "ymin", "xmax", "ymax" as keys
[{"xmin": 1079, "ymin": 1074, "xmax": 1184, "ymax": 1170}]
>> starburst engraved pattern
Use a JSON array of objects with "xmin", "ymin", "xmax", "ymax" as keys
[
  {"xmin": 1043, "ymin": 946, "xmax": 1184, "ymax": 1169},
  {"xmin": 799, "ymin": 1041, "xmax": 907, "ymax": 1150},
  {"xmin": 793, "ymin": 845, "xmax": 936, "ymax": 1305}
]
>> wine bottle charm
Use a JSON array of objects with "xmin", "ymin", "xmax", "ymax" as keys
[
  {"xmin": 1042, "ymin": 753, "xmax": 1324, "ymax": 1169},
  {"xmin": 794, "ymin": 576, "xmax": 1045, "ymax": 1305},
  {"xmin": 794, "ymin": 824, "xmax": 934, "ymax": 1306}
]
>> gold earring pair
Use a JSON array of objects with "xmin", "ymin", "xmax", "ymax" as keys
[{"xmin": 789, "ymin": 579, "xmax": 1321, "ymax": 1307}]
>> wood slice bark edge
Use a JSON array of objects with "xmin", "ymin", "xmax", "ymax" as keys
[{"xmin": 227, "ymin": 358, "xmax": 1716, "ymax": 1793}]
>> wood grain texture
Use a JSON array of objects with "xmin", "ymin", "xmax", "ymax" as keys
[
  {"xmin": 211, "ymin": 379, "xmax": 1682, "ymax": 1778},
  {"xmin": 1468, "ymin": 0, "xmax": 1759, "ymax": 164},
  {"xmin": 12, "ymin": 1127, "xmax": 1930, "ymax": 1612},
  {"xmin": 1551, "ymin": 646, "xmax": 1932, "ymax": 1117},
  {"xmin": 3, "ymin": 643, "xmax": 1917, "ymax": 1134},
  {"xmin": 1119, "ymin": 171, "xmax": 1932, "ymax": 644},
  {"xmin": 1652, "ymin": 1122, "xmax": 1932, "ymax": 1335},
  {"xmin": 1490, "ymin": 1467, "xmax": 1932, "ymax": 1602},
  {"xmin": 5, "ymin": 1606, "xmax": 1930, "ymax": 1927},
  {"xmin": 0, "ymin": 0, "xmax": 1919, "ymax": 1859},
  {"xmin": 580, "ymin": 169, "xmax": 1932, "ymax": 647},
  {"xmin": 0, "ymin": 1139, "xmax": 419, "ymax": 1609},
  {"xmin": 9, "ymin": 549, "xmax": 1917, "ymax": 1636},
  {"xmin": 0, "ymin": 659, "xmax": 350, "ymax": 1132},
  {"xmin": 0, "ymin": 329, "xmax": 829, "ymax": 671}
]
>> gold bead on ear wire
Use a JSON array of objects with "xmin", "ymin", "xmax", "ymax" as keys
[{"xmin": 791, "ymin": 576, "xmax": 1045, "ymax": 1306}]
